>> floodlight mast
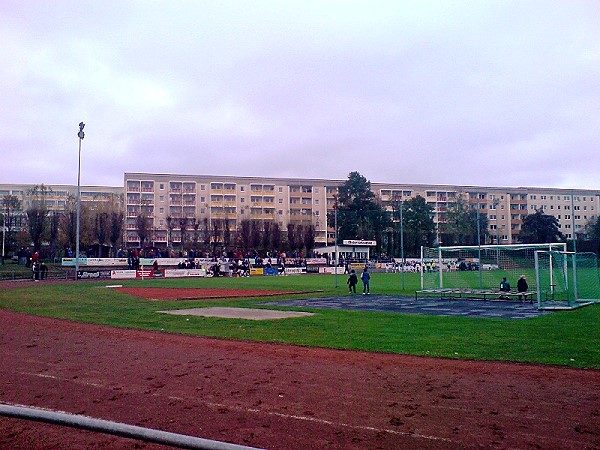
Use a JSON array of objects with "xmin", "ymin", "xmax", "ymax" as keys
[{"xmin": 75, "ymin": 122, "xmax": 85, "ymax": 279}]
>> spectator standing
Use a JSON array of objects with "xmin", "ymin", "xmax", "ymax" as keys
[
  {"xmin": 347, "ymin": 269, "xmax": 358, "ymax": 294},
  {"xmin": 40, "ymin": 262, "xmax": 48, "ymax": 280},
  {"xmin": 361, "ymin": 267, "xmax": 371, "ymax": 295}
]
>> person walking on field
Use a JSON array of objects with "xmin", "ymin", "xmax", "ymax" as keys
[
  {"xmin": 361, "ymin": 267, "xmax": 371, "ymax": 295},
  {"xmin": 347, "ymin": 269, "xmax": 358, "ymax": 294}
]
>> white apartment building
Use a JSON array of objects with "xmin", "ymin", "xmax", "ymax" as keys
[
  {"xmin": 124, "ymin": 173, "xmax": 339, "ymax": 247},
  {"xmin": 0, "ymin": 183, "xmax": 123, "ymax": 231},
  {"xmin": 123, "ymin": 173, "xmax": 600, "ymax": 248},
  {"xmin": 2, "ymin": 177, "xmax": 597, "ymax": 249}
]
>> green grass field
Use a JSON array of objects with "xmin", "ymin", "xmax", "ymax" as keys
[{"xmin": 1, "ymin": 272, "xmax": 599, "ymax": 369}]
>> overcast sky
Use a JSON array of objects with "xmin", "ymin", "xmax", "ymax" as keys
[{"xmin": 1, "ymin": 1, "xmax": 599, "ymax": 190}]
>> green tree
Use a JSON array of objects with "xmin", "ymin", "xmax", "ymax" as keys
[
  {"xmin": 332, "ymin": 172, "xmax": 390, "ymax": 249},
  {"xmin": 400, "ymin": 195, "xmax": 436, "ymax": 256},
  {"xmin": 520, "ymin": 210, "xmax": 564, "ymax": 244},
  {"xmin": 443, "ymin": 197, "xmax": 488, "ymax": 246},
  {"xmin": 586, "ymin": 216, "xmax": 600, "ymax": 241}
]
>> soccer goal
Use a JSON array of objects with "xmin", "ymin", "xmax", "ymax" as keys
[
  {"xmin": 420, "ymin": 243, "xmax": 566, "ymax": 294},
  {"xmin": 534, "ymin": 250, "xmax": 600, "ymax": 310}
]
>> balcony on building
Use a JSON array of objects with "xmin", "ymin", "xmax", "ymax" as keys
[
  {"xmin": 141, "ymin": 181, "xmax": 154, "ymax": 193},
  {"xmin": 127, "ymin": 181, "xmax": 140, "ymax": 192}
]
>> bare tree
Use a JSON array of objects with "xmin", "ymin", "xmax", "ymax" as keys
[
  {"xmin": 135, "ymin": 214, "xmax": 150, "ymax": 250},
  {"xmin": 250, "ymin": 220, "xmax": 261, "ymax": 253},
  {"xmin": 94, "ymin": 212, "xmax": 109, "ymax": 248},
  {"xmin": 191, "ymin": 217, "xmax": 200, "ymax": 254},
  {"xmin": 203, "ymin": 218, "xmax": 211, "ymax": 253},
  {"xmin": 303, "ymin": 224, "xmax": 316, "ymax": 256},
  {"xmin": 211, "ymin": 219, "xmax": 222, "ymax": 256},
  {"xmin": 1, "ymin": 195, "xmax": 21, "ymax": 257},
  {"xmin": 271, "ymin": 222, "xmax": 282, "ymax": 252},
  {"xmin": 239, "ymin": 219, "xmax": 252, "ymax": 254},
  {"xmin": 263, "ymin": 221, "xmax": 272, "ymax": 252},
  {"xmin": 109, "ymin": 211, "xmax": 124, "ymax": 256},
  {"xmin": 26, "ymin": 184, "xmax": 52, "ymax": 252},
  {"xmin": 223, "ymin": 221, "xmax": 231, "ymax": 254},
  {"xmin": 179, "ymin": 217, "xmax": 188, "ymax": 253},
  {"xmin": 287, "ymin": 223, "xmax": 298, "ymax": 253},
  {"xmin": 49, "ymin": 212, "xmax": 61, "ymax": 261}
]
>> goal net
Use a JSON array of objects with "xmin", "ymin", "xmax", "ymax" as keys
[
  {"xmin": 534, "ymin": 250, "xmax": 600, "ymax": 309},
  {"xmin": 421, "ymin": 243, "xmax": 566, "ymax": 292}
]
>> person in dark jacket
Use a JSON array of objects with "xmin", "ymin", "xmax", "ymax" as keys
[
  {"xmin": 498, "ymin": 277, "xmax": 511, "ymax": 299},
  {"xmin": 517, "ymin": 275, "xmax": 529, "ymax": 300},
  {"xmin": 347, "ymin": 270, "xmax": 358, "ymax": 294}
]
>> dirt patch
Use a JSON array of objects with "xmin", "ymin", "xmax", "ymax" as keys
[
  {"xmin": 1, "ymin": 310, "xmax": 599, "ymax": 449},
  {"xmin": 116, "ymin": 287, "xmax": 316, "ymax": 300},
  {"xmin": 158, "ymin": 307, "xmax": 315, "ymax": 320}
]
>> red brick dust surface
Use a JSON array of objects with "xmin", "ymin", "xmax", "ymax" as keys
[
  {"xmin": 116, "ymin": 287, "xmax": 310, "ymax": 300},
  {"xmin": 0, "ymin": 310, "xmax": 599, "ymax": 450}
]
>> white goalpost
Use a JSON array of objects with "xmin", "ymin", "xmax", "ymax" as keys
[
  {"xmin": 420, "ymin": 243, "xmax": 566, "ymax": 293},
  {"xmin": 534, "ymin": 250, "xmax": 600, "ymax": 310}
]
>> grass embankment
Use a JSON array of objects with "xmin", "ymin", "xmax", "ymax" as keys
[{"xmin": 0, "ymin": 273, "xmax": 598, "ymax": 369}]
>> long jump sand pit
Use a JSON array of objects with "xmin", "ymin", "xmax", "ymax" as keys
[{"xmin": 159, "ymin": 307, "xmax": 315, "ymax": 320}]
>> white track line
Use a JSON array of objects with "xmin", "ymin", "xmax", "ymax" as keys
[{"xmin": 19, "ymin": 371, "xmax": 453, "ymax": 444}]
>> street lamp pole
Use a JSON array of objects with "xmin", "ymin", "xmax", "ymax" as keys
[
  {"xmin": 477, "ymin": 204, "xmax": 482, "ymax": 289},
  {"xmin": 334, "ymin": 205, "xmax": 338, "ymax": 288},
  {"xmin": 399, "ymin": 196, "xmax": 405, "ymax": 291},
  {"xmin": 75, "ymin": 122, "xmax": 85, "ymax": 279},
  {"xmin": 493, "ymin": 198, "xmax": 500, "ymax": 266},
  {"xmin": 1, "ymin": 211, "xmax": 5, "ymax": 263}
]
